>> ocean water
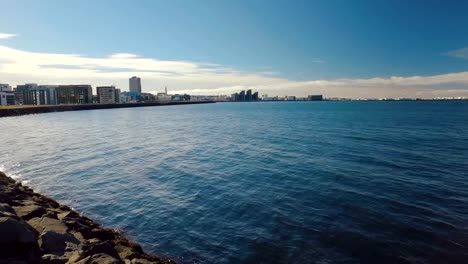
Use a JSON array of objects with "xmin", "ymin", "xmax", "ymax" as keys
[{"xmin": 1, "ymin": 101, "xmax": 468, "ymax": 263}]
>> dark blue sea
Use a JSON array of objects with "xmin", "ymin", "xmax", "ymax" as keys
[{"xmin": 1, "ymin": 101, "xmax": 468, "ymax": 263}]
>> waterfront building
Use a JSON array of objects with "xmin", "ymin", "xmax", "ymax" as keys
[
  {"xmin": 308, "ymin": 95, "xmax": 323, "ymax": 101},
  {"xmin": 232, "ymin": 89, "xmax": 260, "ymax": 102},
  {"xmin": 246, "ymin": 89, "xmax": 253, "ymax": 101},
  {"xmin": 115, "ymin": 89, "xmax": 121, "ymax": 103},
  {"xmin": 129, "ymin": 76, "xmax": 142, "ymax": 94},
  {"xmin": 140, "ymin": 92, "xmax": 156, "ymax": 102},
  {"xmin": 239, "ymin": 90, "xmax": 246, "ymax": 101},
  {"xmin": 172, "ymin": 94, "xmax": 191, "ymax": 101},
  {"xmin": 120, "ymin": 91, "xmax": 139, "ymax": 103},
  {"xmin": 56, "ymin": 85, "xmax": 93, "ymax": 104},
  {"xmin": 0, "ymin": 91, "xmax": 15, "ymax": 105},
  {"xmin": 156, "ymin": 93, "xmax": 172, "ymax": 102},
  {"xmin": 15, "ymin": 84, "xmax": 57, "ymax": 105},
  {"xmin": 96, "ymin": 86, "xmax": 117, "ymax": 104},
  {"xmin": 0, "ymin": 84, "xmax": 12, "ymax": 92},
  {"xmin": 253, "ymin": 92, "xmax": 259, "ymax": 101}
]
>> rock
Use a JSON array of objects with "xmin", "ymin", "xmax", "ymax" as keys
[
  {"xmin": 42, "ymin": 253, "xmax": 68, "ymax": 264},
  {"xmin": 74, "ymin": 253, "xmax": 123, "ymax": 264},
  {"xmin": 13, "ymin": 204, "xmax": 47, "ymax": 220},
  {"xmin": 28, "ymin": 216, "xmax": 68, "ymax": 233},
  {"xmin": 82, "ymin": 240, "xmax": 120, "ymax": 259},
  {"xmin": 0, "ymin": 203, "xmax": 19, "ymax": 218},
  {"xmin": 89, "ymin": 228, "xmax": 118, "ymax": 241},
  {"xmin": 70, "ymin": 230, "xmax": 85, "ymax": 242},
  {"xmin": 0, "ymin": 259, "xmax": 28, "ymax": 264},
  {"xmin": 0, "ymin": 216, "xmax": 38, "ymax": 258},
  {"xmin": 114, "ymin": 245, "xmax": 140, "ymax": 260},
  {"xmin": 130, "ymin": 258, "xmax": 156, "ymax": 264},
  {"xmin": 114, "ymin": 239, "xmax": 144, "ymax": 254},
  {"xmin": 66, "ymin": 240, "xmax": 121, "ymax": 263},
  {"xmin": 58, "ymin": 210, "xmax": 80, "ymax": 220},
  {"xmin": 39, "ymin": 230, "xmax": 80, "ymax": 255}
]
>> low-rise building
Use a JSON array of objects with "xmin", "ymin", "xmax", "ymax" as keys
[
  {"xmin": 308, "ymin": 95, "xmax": 323, "ymax": 101},
  {"xmin": 15, "ymin": 84, "xmax": 57, "ymax": 105},
  {"xmin": 0, "ymin": 84, "xmax": 12, "ymax": 92},
  {"xmin": 0, "ymin": 92, "xmax": 15, "ymax": 106},
  {"xmin": 96, "ymin": 86, "xmax": 117, "ymax": 104},
  {"xmin": 56, "ymin": 85, "xmax": 93, "ymax": 104}
]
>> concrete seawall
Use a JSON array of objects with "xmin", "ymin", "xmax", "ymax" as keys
[
  {"xmin": 0, "ymin": 101, "xmax": 216, "ymax": 118},
  {"xmin": 0, "ymin": 171, "xmax": 175, "ymax": 263}
]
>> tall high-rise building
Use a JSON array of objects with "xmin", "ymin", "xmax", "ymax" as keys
[
  {"xmin": 246, "ymin": 89, "xmax": 253, "ymax": 101},
  {"xmin": 252, "ymin": 92, "xmax": 259, "ymax": 101},
  {"xmin": 129, "ymin": 77, "xmax": 142, "ymax": 94},
  {"xmin": 96, "ymin": 86, "xmax": 117, "ymax": 104},
  {"xmin": 239, "ymin": 90, "xmax": 246, "ymax": 101}
]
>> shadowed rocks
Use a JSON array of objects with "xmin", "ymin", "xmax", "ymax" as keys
[{"xmin": 0, "ymin": 171, "xmax": 175, "ymax": 263}]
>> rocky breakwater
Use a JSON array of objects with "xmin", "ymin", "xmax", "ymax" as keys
[{"xmin": 0, "ymin": 171, "xmax": 174, "ymax": 264}]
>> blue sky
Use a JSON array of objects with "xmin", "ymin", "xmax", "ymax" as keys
[{"xmin": 0, "ymin": 0, "xmax": 468, "ymax": 98}]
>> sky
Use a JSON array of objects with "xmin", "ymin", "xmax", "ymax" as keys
[{"xmin": 0, "ymin": 0, "xmax": 468, "ymax": 98}]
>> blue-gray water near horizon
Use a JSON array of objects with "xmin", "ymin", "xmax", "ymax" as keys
[{"xmin": 1, "ymin": 101, "xmax": 468, "ymax": 263}]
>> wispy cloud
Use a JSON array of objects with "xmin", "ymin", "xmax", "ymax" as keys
[
  {"xmin": 447, "ymin": 47, "xmax": 468, "ymax": 59},
  {"xmin": 0, "ymin": 44, "xmax": 467, "ymax": 98},
  {"xmin": 0, "ymin": 33, "xmax": 16, "ymax": 39}
]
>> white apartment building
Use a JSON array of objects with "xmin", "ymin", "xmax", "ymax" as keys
[{"xmin": 96, "ymin": 86, "xmax": 117, "ymax": 104}]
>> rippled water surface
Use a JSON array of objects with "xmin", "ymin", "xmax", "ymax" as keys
[{"xmin": 1, "ymin": 101, "xmax": 468, "ymax": 263}]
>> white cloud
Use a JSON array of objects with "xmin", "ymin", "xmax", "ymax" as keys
[
  {"xmin": 447, "ymin": 47, "xmax": 468, "ymax": 59},
  {"xmin": 0, "ymin": 44, "xmax": 467, "ymax": 98},
  {"xmin": 0, "ymin": 33, "xmax": 16, "ymax": 39}
]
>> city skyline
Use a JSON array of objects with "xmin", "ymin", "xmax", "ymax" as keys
[{"xmin": 0, "ymin": 1, "xmax": 468, "ymax": 98}]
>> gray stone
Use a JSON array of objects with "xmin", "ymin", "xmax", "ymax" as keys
[
  {"xmin": 0, "ymin": 217, "xmax": 36, "ymax": 244},
  {"xmin": 14, "ymin": 204, "xmax": 47, "ymax": 220},
  {"xmin": 28, "ymin": 216, "xmax": 68, "ymax": 233},
  {"xmin": 75, "ymin": 253, "xmax": 122, "ymax": 264},
  {"xmin": 0, "ymin": 203, "xmax": 18, "ymax": 218},
  {"xmin": 114, "ymin": 245, "xmax": 140, "ymax": 260},
  {"xmin": 42, "ymin": 253, "xmax": 68, "ymax": 264},
  {"xmin": 39, "ymin": 230, "xmax": 80, "ymax": 255},
  {"xmin": 0, "ymin": 216, "xmax": 38, "ymax": 258}
]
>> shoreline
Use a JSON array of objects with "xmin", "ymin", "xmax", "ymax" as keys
[
  {"xmin": 0, "ymin": 101, "xmax": 215, "ymax": 118},
  {"xmin": 0, "ymin": 171, "xmax": 175, "ymax": 263}
]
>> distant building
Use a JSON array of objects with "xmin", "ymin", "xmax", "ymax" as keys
[
  {"xmin": 156, "ymin": 93, "xmax": 172, "ymax": 102},
  {"xmin": 246, "ymin": 89, "xmax": 253, "ymax": 101},
  {"xmin": 114, "ymin": 89, "xmax": 121, "ymax": 103},
  {"xmin": 0, "ymin": 84, "xmax": 12, "ymax": 92},
  {"xmin": 0, "ymin": 92, "xmax": 15, "ymax": 105},
  {"xmin": 140, "ymin": 92, "xmax": 156, "ymax": 102},
  {"xmin": 239, "ymin": 90, "xmax": 246, "ymax": 101},
  {"xmin": 129, "ymin": 77, "xmax": 142, "ymax": 94},
  {"xmin": 308, "ymin": 95, "xmax": 323, "ymax": 101},
  {"xmin": 15, "ymin": 84, "xmax": 57, "ymax": 105},
  {"xmin": 253, "ymin": 92, "xmax": 259, "ymax": 101},
  {"xmin": 172, "ymin": 94, "xmax": 190, "ymax": 101},
  {"xmin": 56, "ymin": 85, "xmax": 93, "ymax": 104},
  {"xmin": 96, "ymin": 86, "xmax": 117, "ymax": 104},
  {"xmin": 120, "ymin": 91, "xmax": 139, "ymax": 103},
  {"xmin": 232, "ymin": 89, "xmax": 260, "ymax": 102}
]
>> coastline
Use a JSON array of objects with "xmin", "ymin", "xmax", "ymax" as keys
[
  {"xmin": 0, "ymin": 171, "xmax": 175, "ymax": 264},
  {"xmin": 0, "ymin": 101, "xmax": 215, "ymax": 118}
]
